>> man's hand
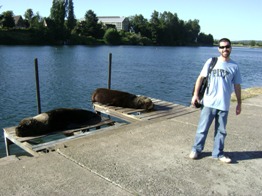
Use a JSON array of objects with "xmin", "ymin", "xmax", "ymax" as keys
[
  {"xmin": 191, "ymin": 95, "xmax": 200, "ymax": 107},
  {"xmin": 236, "ymin": 104, "xmax": 241, "ymax": 115},
  {"xmin": 192, "ymin": 75, "xmax": 204, "ymax": 108}
]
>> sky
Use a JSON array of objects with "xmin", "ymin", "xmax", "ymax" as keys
[{"xmin": 0, "ymin": 0, "xmax": 261, "ymax": 41}]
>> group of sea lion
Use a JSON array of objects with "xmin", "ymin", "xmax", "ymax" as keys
[{"xmin": 16, "ymin": 88, "xmax": 154, "ymax": 137}]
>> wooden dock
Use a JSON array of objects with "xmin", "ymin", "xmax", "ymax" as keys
[
  {"xmin": 93, "ymin": 97, "xmax": 196, "ymax": 123},
  {"xmin": 3, "ymin": 118, "xmax": 115, "ymax": 157},
  {"xmin": 3, "ymin": 97, "xmax": 196, "ymax": 157}
]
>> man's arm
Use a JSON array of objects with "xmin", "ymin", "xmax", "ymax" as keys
[{"xmin": 234, "ymin": 84, "xmax": 242, "ymax": 115}]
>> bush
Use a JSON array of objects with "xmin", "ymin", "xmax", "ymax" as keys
[{"xmin": 103, "ymin": 28, "xmax": 121, "ymax": 45}]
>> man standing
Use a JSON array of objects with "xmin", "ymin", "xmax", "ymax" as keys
[{"xmin": 190, "ymin": 38, "xmax": 242, "ymax": 163}]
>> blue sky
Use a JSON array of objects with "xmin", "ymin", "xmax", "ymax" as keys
[{"xmin": 1, "ymin": 0, "xmax": 261, "ymax": 41}]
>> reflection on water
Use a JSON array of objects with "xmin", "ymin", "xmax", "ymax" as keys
[{"xmin": 0, "ymin": 45, "xmax": 262, "ymax": 157}]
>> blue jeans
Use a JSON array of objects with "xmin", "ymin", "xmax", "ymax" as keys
[{"xmin": 192, "ymin": 106, "xmax": 228, "ymax": 158}]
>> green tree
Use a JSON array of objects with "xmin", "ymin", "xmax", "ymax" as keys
[
  {"xmin": 104, "ymin": 28, "xmax": 120, "ymax": 45},
  {"xmin": 197, "ymin": 32, "xmax": 214, "ymax": 45},
  {"xmin": 1, "ymin": 11, "xmax": 15, "ymax": 28},
  {"xmin": 83, "ymin": 10, "xmax": 103, "ymax": 38},
  {"xmin": 159, "ymin": 11, "xmax": 182, "ymax": 45},
  {"xmin": 50, "ymin": 0, "xmax": 67, "ymax": 40},
  {"xmin": 72, "ymin": 20, "xmax": 86, "ymax": 36},
  {"xmin": 24, "ymin": 9, "xmax": 33, "ymax": 22},
  {"xmin": 66, "ymin": 0, "xmax": 76, "ymax": 32},
  {"xmin": 30, "ymin": 12, "xmax": 44, "ymax": 29},
  {"xmin": 24, "ymin": 9, "xmax": 34, "ymax": 28},
  {"xmin": 184, "ymin": 19, "xmax": 200, "ymax": 44},
  {"xmin": 149, "ymin": 10, "xmax": 161, "ymax": 45},
  {"xmin": 129, "ymin": 14, "xmax": 151, "ymax": 38},
  {"xmin": 250, "ymin": 40, "xmax": 256, "ymax": 47},
  {"xmin": 0, "ymin": 14, "xmax": 3, "ymax": 25}
]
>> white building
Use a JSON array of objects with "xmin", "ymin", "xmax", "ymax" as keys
[{"xmin": 98, "ymin": 16, "xmax": 129, "ymax": 31}]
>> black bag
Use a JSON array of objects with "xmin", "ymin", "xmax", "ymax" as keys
[{"xmin": 192, "ymin": 57, "xmax": 218, "ymax": 108}]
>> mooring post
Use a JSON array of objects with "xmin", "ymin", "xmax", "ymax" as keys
[
  {"xmin": 108, "ymin": 53, "xmax": 112, "ymax": 89},
  {"xmin": 34, "ymin": 58, "xmax": 41, "ymax": 114}
]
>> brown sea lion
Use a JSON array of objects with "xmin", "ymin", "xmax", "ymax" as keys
[
  {"xmin": 15, "ymin": 108, "xmax": 102, "ymax": 137},
  {"xmin": 92, "ymin": 88, "xmax": 154, "ymax": 110}
]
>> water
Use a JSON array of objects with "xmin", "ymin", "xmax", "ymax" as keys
[{"xmin": 1, "ymin": 45, "xmax": 262, "ymax": 157}]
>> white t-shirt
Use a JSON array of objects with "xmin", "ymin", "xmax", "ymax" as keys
[{"xmin": 200, "ymin": 57, "xmax": 242, "ymax": 111}]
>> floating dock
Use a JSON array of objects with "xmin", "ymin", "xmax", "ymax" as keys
[
  {"xmin": 3, "ymin": 118, "xmax": 115, "ymax": 156},
  {"xmin": 93, "ymin": 97, "xmax": 195, "ymax": 122},
  {"xmin": 3, "ymin": 97, "xmax": 195, "ymax": 156}
]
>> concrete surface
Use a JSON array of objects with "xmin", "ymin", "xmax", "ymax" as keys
[{"xmin": 0, "ymin": 95, "xmax": 261, "ymax": 196}]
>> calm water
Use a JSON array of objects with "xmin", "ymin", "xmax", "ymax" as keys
[{"xmin": 1, "ymin": 45, "xmax": 262, "ymax": 157}]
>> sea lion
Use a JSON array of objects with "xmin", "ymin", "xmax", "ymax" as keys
[
  {"xmin": 92, "ymin": 88, "xmax": 154, "ymax": 110},
  {"xmin": 15, "ymin": 108, "xmax": 102, "ymax": 137}
]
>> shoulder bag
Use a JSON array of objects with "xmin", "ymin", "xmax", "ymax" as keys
[{"xmin": 192, "ymin": 57, "xmax": 218, "ymax": 108}]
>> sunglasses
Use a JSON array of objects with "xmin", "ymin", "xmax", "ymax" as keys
[{"xmin": 219, "ymin": 45, "xmax": 231, "ymax": 49}]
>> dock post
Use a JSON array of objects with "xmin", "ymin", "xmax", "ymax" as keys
[
  {"xmin": 108, "ymin": 53, "xmax": 112, "ymax": 89},
  {"xmin": 34, "ymin": 58, "xmax": 41, "ymax": 114}
]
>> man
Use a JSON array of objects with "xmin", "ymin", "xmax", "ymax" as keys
[{"xmin": 190, "ymin": 38, "xmax": 242, "ymax": 163}]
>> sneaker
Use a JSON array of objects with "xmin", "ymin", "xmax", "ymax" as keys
[
  {"xmin": 189, "ymin": 151, "xmax": 198, "ymax": 159},
  {"xmin": 218, "ymin": 156, "xmax": 231, "ymax": 163}
]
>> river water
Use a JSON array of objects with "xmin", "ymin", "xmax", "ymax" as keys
[{"xmin": 0, "ymin": 45, "xmax": 262, "ymax": 157}]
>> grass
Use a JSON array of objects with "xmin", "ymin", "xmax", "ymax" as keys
[{"xmin": 231, "ymin": 87, "xmax": 262, "ymax": 101}]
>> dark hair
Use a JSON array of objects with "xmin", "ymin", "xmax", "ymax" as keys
[{"xmin": 219, "ymin": 38, "xmax": 231, "ymax": 45}]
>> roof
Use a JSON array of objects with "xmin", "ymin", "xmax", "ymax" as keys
[
  {"xmin": 13, "ymin": 15, "xmax": 23, "ymax": 24},
  {"xmin": 98, "ymin": 16, "xmax": 127, "ymax": 23}
]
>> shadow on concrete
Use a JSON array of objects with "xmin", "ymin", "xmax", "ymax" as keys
[
  {"xmin": 195, "ymin": 151, "xmax": 262, "ymax": 164},
  {"xmin": 228, "ymin": 151, "xmax": 262, "ymax": 161}
]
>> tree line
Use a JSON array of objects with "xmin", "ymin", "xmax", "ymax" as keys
[{"xmin": 1, "ymin": 0, "xmax": 215, "ymax": 45}]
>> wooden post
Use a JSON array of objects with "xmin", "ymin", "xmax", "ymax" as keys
[
  {"xmin": 108, "ymin": 53, "xmax": 112, "ymax": 89},
  {"xmin": 34, "ymin": 58, "xmax": 41, "ymax": 114}
]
